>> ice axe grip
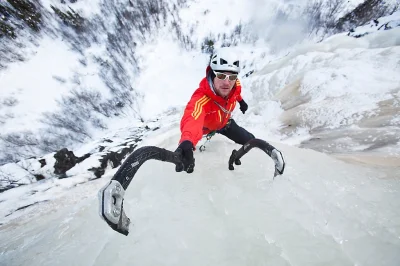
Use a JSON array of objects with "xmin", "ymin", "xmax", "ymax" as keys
[{"xmin": 228, "ymin": 138, "xmax": 285, "ymax": 178}]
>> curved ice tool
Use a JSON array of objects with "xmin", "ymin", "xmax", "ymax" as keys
[
  {"xmin": 228, "ymin": 138, "xmax": 285, "ymax": 178},
  {"xmin": 99, "ymin": 139, "xmax": 285, "ymax": 236},
  {"xmin": 98, "ymin": 146, "xmax": 182, "ymax": 236}
]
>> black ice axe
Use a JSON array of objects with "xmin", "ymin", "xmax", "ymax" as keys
[{"xmin": 98, "ymin": 138, "xmax": 285, "ymax": 236}]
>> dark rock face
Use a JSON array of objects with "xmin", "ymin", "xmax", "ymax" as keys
[
  {"xmin": 53, "ymin": 148, "xmax": 90, "ymax": 176},
  {"xmin": 52, "ymin": 134, "xmax": 143, "ymax": 179},
  {"xmin": 52, "ymin": 140, "xmax": 139, "ymax": 179},
  {"xmin": 335, "ymin": 0, "xmax": 395, "ymax": 32},
  {"xmin": 34, "ymin": 174, "xmax": 45, "ymax": 181},
  {"xmin": 54, "ymin": 148, "xmax": 77, "ymax": 175},
  {"xmin": 88, "ymin": 143, "xmax": 139, "ymax": 179},
  {"xmin": 39, "ymin": 159, "xmax": 46, "ymax": 168}
]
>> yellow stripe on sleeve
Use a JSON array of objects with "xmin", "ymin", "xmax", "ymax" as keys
[
  {"xmin": 192, "ymin": 96, "xmax": 210, "ymax": 120},
  {"xmin": 191, "ymin": 95, "xmax": 207, "ymax": 118}
]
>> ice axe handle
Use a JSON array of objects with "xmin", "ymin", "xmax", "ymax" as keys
[
  {"xmin": 99, "ymin": 146, "xmax": 183, "ymax": 236},
  {"xmin": 228, "ymin": 138, "xmax": 285, "ymax": 177}
]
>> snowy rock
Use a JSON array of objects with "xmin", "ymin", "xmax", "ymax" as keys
[
  {"xmin": 53, "ymin": 148, "xmax": 90, "ymax": 177},
  {"xmin": 348, "ymin": 11, "xmax": 400, "ymax": 38}
]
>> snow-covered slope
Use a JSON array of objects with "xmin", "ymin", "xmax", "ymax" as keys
[
  {"xmin": 1, "ymin": 2, "xmax": 400, "ymax": 265},
  {"xmin": 1, "ymin": 3, "xmax": 400, "ymax": 211},
  {"xmin": 241, "ymin": 12, "xmax": 400, "ymax": 161},
  {"xmin": 1, "ymin": 0, "xmax": 397, "ymax": 164},
  {"xmin": 349, "ymin": 10, "xmax": 400, "ymax": 38},
  {"xmin": 1, "ymin": 131, "xmax": 399, "ymax": 266}
]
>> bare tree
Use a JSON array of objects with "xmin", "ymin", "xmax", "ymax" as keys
[
  {"xmin": 1, "ymin": 0, "xmax": 195, "ymax": 165},
  {"xmin": 305, "ymin": 0, "xmax": 398, "ymax": 35},
  {"xmin": 304, "ymin": 0, "xmax": 345, "ymax": 35},
  {"xmin": 336, "ymin": 0, "xmax": 399, "ymax": 32}
]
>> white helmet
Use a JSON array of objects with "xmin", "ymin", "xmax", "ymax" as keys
[{"xmin": 210, "ymin": 47, "xmax": 240, "ymax": 73}]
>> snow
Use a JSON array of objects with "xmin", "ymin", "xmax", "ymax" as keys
[
  {"xmin": 40, "ymin": 0, "xmax": 103, "ymax": 18},
  {"xmin": 0, "ymin": 133, "xmax": 399, "ymax": 266},
  {"xmin": 134, "ymin": 38, "xmax": 209, "ymax": 120},
  {"xmin": 0, "ymin": 37, "xmax": 80, "ymax": 134},
  {"xmin": 349, "ymin": 10, "xmax": 400, "ymax": 38},
  {"xmin": 0, "ymin": 1, "xmax": 400, "ymax": 265},
  {"xmin": 246, "ymin": 25, "xmax": 400, "ymax": 155}
]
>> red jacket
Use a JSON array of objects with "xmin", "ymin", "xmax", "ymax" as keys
[{"xmin": 179, "ymin": 66, "xmax": 243, "ymax": 146}]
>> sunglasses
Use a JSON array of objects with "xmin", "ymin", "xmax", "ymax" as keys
[{"xmin": 213, "ymin": 70, "xmax": 238, "ymax": 81}]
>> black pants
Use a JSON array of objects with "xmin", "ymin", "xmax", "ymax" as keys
[{"xmin": 217, "ymin": 119, "xmax": 255, "ymax": 145}]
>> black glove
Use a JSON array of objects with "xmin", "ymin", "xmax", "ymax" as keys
[
  {"xmin": 175, "ymin": 140, "xmax": 195, "ymax": 173},
  {"xmin": 239, "ymin": 100, "xmax": 248, "ymax": 114}
]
